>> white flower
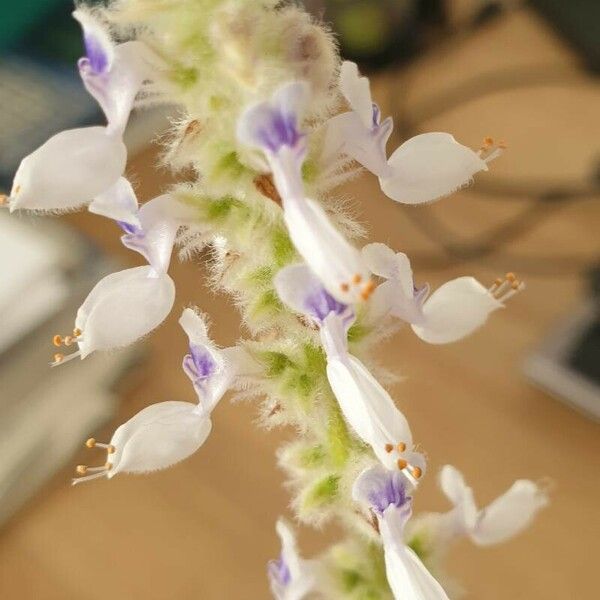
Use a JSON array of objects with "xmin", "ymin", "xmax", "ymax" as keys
[
  {"xmin": 379, "ymin": 133, "xmax": 504, "ymax": 205},
  {"xmin": 363, "ymin": 242, "xmax": 525, "ymax": 344},
  {"xmin": 268, "ymin": 519, "xmax": 317, "ymax": 600},
  {"xmin": 323, "ymin": 61, "xmax": 393, "ymax": 177},
  {"xmin": 436, "ymin": 465, "xmax": 549, "ymax": 546},
  {"xmin": 72, "ymin": 309, "xmax": 238, "ymax": 484},
  {"xmin": 51, "ymin": 265, "xmax": 175, "ymax": 365},
  {"xmin": 237, "ymin": 81, "xmax": 372, "ymax": 304},
  {"xmin": 353, "ymin": 466, "xmax": 450, "ymax": 600},
  {"xmin": 52, "ymin": 185, "xmax": 196, "ymax": 365},
  {"xmin": 6, "ymin": 10, "xmax": 150, "ymax": 213},
  {"xmin": 275, "ymin": 264, "xmax": 424, "ymax": 477},
  {"xmin": 8, "ymin": 127, "xmax": 126, "ymax": 212}
]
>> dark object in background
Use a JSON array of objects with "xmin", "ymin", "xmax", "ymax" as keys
[
  {"xmin": 304, "ymin": 0, "xmax": 446, "ymax": 69},
  {"xmin": 531, "ymin": 0, "xmax": 600, "ymax": 73},
  {"xmin": 523, "ymin": 266, "xmax": 600, "ymax": 421},
  {"xmin": 0, "ymin": 1, "xmax": 98, "ymax": 186}
]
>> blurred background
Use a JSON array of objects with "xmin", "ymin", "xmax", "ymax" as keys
[{"xmin": 0, "ymin": 0, "xmax": 599, "ymax": 598}]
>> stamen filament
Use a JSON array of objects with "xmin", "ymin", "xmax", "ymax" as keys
[{"xmin": 50, "ymin": 350, "xmax": 81, "ymax": 367}]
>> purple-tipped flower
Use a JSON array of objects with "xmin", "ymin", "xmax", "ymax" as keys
[
  {"xmin": 268, "ymin": 519, "xmax": 317, "ymax": 600},
  {"xmin": 7, "ymin": 11, "xmax": 152, "ymax": 214},
  {"xmin": 353, "ymin": 465, "xmax": 450, "ymax": 600},
  {"xmin": 237, "ymin": 83, "xmax": 372, "ymax": 304},
  {"xmin": 275, "ymin": 264, "xmax": 425, "ymax": 475},
  {"xmin": 362, "ymin": 242, "xmax": 525, "ymax": 344},
  {"xmin": 72, "ymin": 309, "xmax": 240, "ymax": 485},
  {"xmin": 74, "ymin": 9, "xmax": 150, "ymax": 135}
]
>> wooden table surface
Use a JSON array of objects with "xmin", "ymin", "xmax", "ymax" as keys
[{"xmin": 1, "ymin": 8, "xmax": 599, "ymax": 599}]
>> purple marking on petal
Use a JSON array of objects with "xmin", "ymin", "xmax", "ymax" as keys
[
  {"xmin": 83, "ymin": 32, "xmax": 109, "ymax": 75},
  {"xmin": 255, "ymin": 107, "xmax": 304, "ymax": 154},
  {"xmin": 189, "ymin": 344, "xmax": 217, "ymax": 378},
  {"xmin": 304, "ymin": 287, "xmax": 349, "ymax": 323},
  {"xmin": 268, "ymin": 555, "xmax": 292, "ymax": 588},
  {"xmin": 372, "ymin": 103, "xmax": 381, "ymax": 127},
  {"xmin": 117, "ymin": 221, "xmax": 142, "ymax": 235},
  {"xmin": 368, "ymin": 470, "xmax": 409, "ymax": 514}
]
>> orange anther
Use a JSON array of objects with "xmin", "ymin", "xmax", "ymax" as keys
[
  {"xmin": 340, "ymin": 283, "xmax": 350, "ymax": 293},
  {"xmin": 352, "ymin": 274, "xmax": 363, "ymax": 285},
  {"xmin": 64, "ymin": 336, "xmax": 75, "ymax": 347},
  {"xmin": 86, "ymin": 438, "xmax": 96, "ymax": 448},
  {"xmin": 385, "ymin": 443, "xmax": 394, "ymax": 453},
  {"xmin": 412, "ymin": 466, "xmax": 423, "ymax": 479},
  {"xmin": 107, "ymin": 445, "xmax": 115, "ymax": 455},
  {"xmin": 397, "ymin": 459, "xmax": 408, "ymax": 470},
  {"xmin": 73, "ymin": 328, "xmax": 82, "ymax": 337},
  {"xmin": 76, "ymin": 465, "xmax": 87, "ymax": 475},
  {"xmin": 397, "ymin": 442, "xmax": 406, "ymax": 452},
  {"xmin": 53, "ymin": 353, "xmax": 64, "ymax": 364},
  {"xmin": 53, "ymin": 335, "xmax": 63, "ymax": 347}
]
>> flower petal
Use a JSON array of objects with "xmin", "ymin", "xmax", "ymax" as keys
[
  {"xmin": 282, "ymin": 196, "xmax": 370, "ymax": 304},
  {"xmin": 379, "ymin": 132, "xmax": 487, "ymax": 204},
  {"xmin": 362, "ymin": 243, "xmax": 414, "ymax": 296},
  {"xmin": 75, "ymin": 265, "xmax": 175, "ymax": 358},
  {"xmin": 326, "ymin": 352, "xmax": 417, "ymax": 470},
  {"xmin": 10, "ymin": 127, "xmax": 126, "ymax": 212},
  {"xmin": 412, "ymin": 276, "xmax": 501, "ymax": 344},
  {"xmin": 274, "ymin": 263, "xmax": 352, "ymax": 325},
  {"xmin": 439, "ymin": 465, "xmax": 479, "ymax": 532},
  {"xmin": 339, "ymin": 61, "xmax": 373, "ymax": 129},
  {"xmin": 109, "ymin": 401, "xmax": 210, "ymax": 476},
  {"xmin": 88, "ymin": 176, "xmax": 140, "ymax": 226},
  {"xmin": 324, "ymin": 111, "xmax": 393, "ymax": 177},
  {"xmin": 353, "ymin": 465, "xmax": 410, "ymax": 514},
  {"xmin": 472, "ymin": 480, "xmax": 549, "ymax": 546},
  {"xmin": 73, "ymin": 9, "xmax": 114, "ymax": 75},
  {"xmin": 381, "ymin": 513, "xmax": 451, "ymax": 600}
]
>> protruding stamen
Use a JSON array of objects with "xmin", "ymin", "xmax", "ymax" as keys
[
  {"xmin": 53, "ymin": 335, "xmax": 64, "ymax": 347},
  {"xmin": 397, "ymin": 442, "xmax": 406, "ymax": 452},
  {"xmin": 50, "ymin": 349, "xmax": 81, "ymax": 367},
  {"xmin": 86, "ymin": 438, "xmax": 116, "ymax": 454},
  {"xmin": 489, "ymin": 273, "xmax": 525, "ymax": 303},
  {"xmin": 478, "ymin": 137, "xmax": 506, "ymax": 163},
  {"xmin": 385, "ymin": 443, "xmax": 394, "ymax": 453},
  {"xmin": 411, "ymin": 466, "xmax": 423, "ymax": 479},
  {"xmin": 397, "ymin": 458, "xmax": 408, "ymax": 470},
  {"xmin": 497, "ymin": 281, "xmax": 525, "ymax": 303},
  {"xmin": 360, "ymin": 280, "xmax": 376, "ymax": 301},
  {"xmin": 72, "ymin": 471, "xmax": 109, "ymax": 485}
]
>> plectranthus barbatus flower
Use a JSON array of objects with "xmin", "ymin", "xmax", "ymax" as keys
[
  {"xmin": 406, "ymin": 465, "xmax": 548, "ymax": 560},
  {"xmin": 275, "ymin": 263, "xmax": 424, "ymax": 478},
  {"xmin": 353, "ymin": 465, "xmax": 450, "ymax": 600},
  {"xmin": 362, "ymin": 242, "xmax": 525, "ymax": 344},
  {"xmin": 268, "ymin": 518, "xmax": 317, "ymax": 600},
  {"xmin": 72, "ymin": 309, "xmax": 239, "ymax": 484},
  {"xmin": 3, "ymin": 9, "xmax": 150, "ymax": 213},
  {"xmin": 320, "ymin": 61, "xmax": 503, "ymax": 205},
  {"xmin": 237, "ymin": 81, "xmax": 372, "ymax": 304},
  {"xmin": 322, "ymin": 60, "xmax": 394, "ymax": 177},
  {"xmin": 52, "ymin": 183, "xmax": 193, "ymax": 365}
]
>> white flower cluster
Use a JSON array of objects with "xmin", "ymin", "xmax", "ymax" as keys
[{"xmin": 2, "ymin": 5, "xmax": 547, "ymax": 599}]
